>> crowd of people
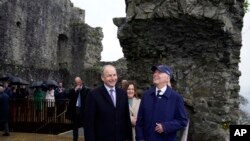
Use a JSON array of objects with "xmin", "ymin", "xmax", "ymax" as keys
[
  {"xmin": 0, "ymin": 80, "xmax": 69, "ymax": 136},
  {"xmin": 0, "ymin": 64, "xmax": 188, "ymax": 141}
]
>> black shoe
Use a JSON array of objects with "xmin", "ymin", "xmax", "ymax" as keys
[{"xmin": 2, "ymin": 133, "xmax": 10, "ymax": 136}]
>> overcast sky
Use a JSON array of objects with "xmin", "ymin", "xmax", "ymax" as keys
[
  {"xmin": 240, "ymin": 11, "xmax": 250, "ymax": 101},
  {"xmin": 70, "ymin": 0, "xmax": 250, "ymax": 100},
  {"xmin": 71, "ymin": 0, "xmax": 125, "ymax": 61}
]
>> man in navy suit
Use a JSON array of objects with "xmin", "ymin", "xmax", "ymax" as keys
[
  {"xmin": 84, "ymin": 64, "xmax": 132, "ymax": 141},
  {"xmin": 136, "ymin": 65, "xmax": 188, "ymax": 141}
]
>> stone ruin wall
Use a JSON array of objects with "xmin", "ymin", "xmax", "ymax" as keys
[
  {"xmin": 0, "ymin": 0, "xmax": 103, "ymax": 88},
  {"xmin": 115, "ymin": 0, "xmax": 245, "ymax": 140}
]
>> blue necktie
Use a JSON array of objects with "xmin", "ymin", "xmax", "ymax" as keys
[
  {"xmin": 110, "ymin": 89, "xmax": 116, "ymax": 107},
  {"xmin": 76, "ymin": 92, "xmax": 81, "ymax": 107}
]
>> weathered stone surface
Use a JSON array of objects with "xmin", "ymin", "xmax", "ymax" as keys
[
  {"xmin": 0, "ymin": 0, "xmax": 103, "ymax": 87},
  {"xmin": 117, "ymin": 0, "xmax": 244, "ymax": 140}
]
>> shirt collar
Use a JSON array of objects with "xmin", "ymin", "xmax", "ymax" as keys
[
  {"xmin": 104, "ymin": 84, "xmax": 115, "ymax": 92},
  {"xmin": 156, "ymin": 85, "xmax": 167, "ymax": 96}
]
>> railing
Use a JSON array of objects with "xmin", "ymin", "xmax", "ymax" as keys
[{"xmin": 9, "ymin": 99, "xmax": 71, "ymax": 134}]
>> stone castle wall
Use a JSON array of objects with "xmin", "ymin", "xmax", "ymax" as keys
[
  {"xmin": 115, "ymin": 0, "xmax": 245, "ymax": 140},
  {"xmin": 0, "ymin": 0, "xmax": 103, "ymax": 87}
]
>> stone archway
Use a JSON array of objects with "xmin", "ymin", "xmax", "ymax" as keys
[{"xmin": 57, "ymin": 34, "xmax": 69, "ymax": 69}]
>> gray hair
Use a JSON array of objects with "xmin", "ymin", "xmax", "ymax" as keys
[{"xmin": 101, "ymin": 64, "xmax": 116, "ymax": 76}]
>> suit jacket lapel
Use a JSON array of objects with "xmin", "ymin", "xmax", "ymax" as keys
[
  {"xmin": 101, "ymin": 85, "xmax": 115, "ymax": 107},
  {"xmin": 115, "ymin": 88, "xmax": 122, "ymax": 108}
]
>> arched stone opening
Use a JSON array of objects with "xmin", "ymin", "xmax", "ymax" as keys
[{"xmin": 57, "ymin": 34, "xmax": 69, "ymax": 69}]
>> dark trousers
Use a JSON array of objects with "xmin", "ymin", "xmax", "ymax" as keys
[{"xmin": 73, "ymin": 107, "xmax": 83, "ymax": 141}]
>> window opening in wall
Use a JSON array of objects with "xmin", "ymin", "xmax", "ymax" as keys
[
  {"xmin": 16, "ymin": 21, "xmax": 21, "ymax": 28},
  {"xmin": 57, "ymin": 34, "xmax": 68, "ymax": 69}
]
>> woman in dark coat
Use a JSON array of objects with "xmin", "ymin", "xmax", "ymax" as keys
[{"xmin": 0, "ymin": 83, "xmax": 10, "ymax": 136}]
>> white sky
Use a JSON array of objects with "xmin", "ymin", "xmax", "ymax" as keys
[
  {"xmin": 71, "ymin": 0, "xmax": 125, "ymax": 62},
  {"xmin": 240, "ymin": 11, "xmax": 250, "ymax": 97},
  {"xmin": 71, "ymin": 0, "xmax": 250, "ymax": 97}
]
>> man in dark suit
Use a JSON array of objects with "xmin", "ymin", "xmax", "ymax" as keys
[
  {"xmin": 66, "ymin": 77, "xmax": 90, "ymax": 141},
  {"xmin": 84, "ymin": 64, "xmax": 132, "ymax": 141}
]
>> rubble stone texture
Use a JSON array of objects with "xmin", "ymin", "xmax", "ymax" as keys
[
  {"xmin": 0, "ymin": 0, "xmax": 103, "ymax": 87},
  {"xmin": 114, "ymin": 0, "xmax": 245, "ymax": 140}
]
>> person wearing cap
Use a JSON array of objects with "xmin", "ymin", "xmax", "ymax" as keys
[
  {"xmin": 135, "ymin": 65, "xmax": 188, "ymax": 141},
  {"xmin": 0, "ymin": 82, "xmax": 10, "ymax": 136}
]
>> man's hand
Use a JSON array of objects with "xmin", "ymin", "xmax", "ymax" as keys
[
  {"xmin": 155, "ymin": 123, "xmax": 164, "ymax": 133},
  {"xmin": 75, "ymin": 85, "xmax": 81, "ymax": 91}
]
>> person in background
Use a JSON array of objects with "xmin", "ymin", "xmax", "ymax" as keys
[
  {"xmin": 18, "ymin": 85, "xmax": 29, "ymax": 99},
  {"xmin": 33, "ymin": 87, "xmax": 44, "ymax": 121},
  {"xmin": 126, "ymin": 81, "xmax": 141, "ymax": 141},
  {"xmin": 121, "ymin": 79, "xmax": 128, "ymax": 91},
  {"xmin": 84, "ymin": 64, "xmax": 132, "ymax": 141},
  {"xmin": 16, "ymin": 85, "xmax": 29, "ymax": 120},
  {"xmin": 136, "ymin": 64, "xmax": 188, "ymax": 141},
  {"xmin": 3, "ymin": 82, "xmax": 12, "ymax": 97},
  {"xmin": 10, "ymin": 85, "xmax": 17, "ymax": 122},
  {"xmin": 45, "ymin": 86, "xmax": 55, "ymax": 119},
  {"xmin": 66, "ymin": 77, "xmax": 90, "ymax": 141},
  {"xmin": 0, "ymin": 82, "xmax": 10, "ymax": 136},
  {"xmin": 54, "ymin": 82, "xmax": 66, "ymax": 121}
]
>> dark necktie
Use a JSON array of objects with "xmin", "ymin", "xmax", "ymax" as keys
[{"xmin": 157, "ymin": 90, "xmax": 161, "ymax": 98}]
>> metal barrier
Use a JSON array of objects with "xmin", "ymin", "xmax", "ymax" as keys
[{"xmin": 9, "ymin": 99, "xmax": 71, "ymax": 134}]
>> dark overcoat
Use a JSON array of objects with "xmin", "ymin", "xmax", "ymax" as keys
[
  {"xmin": 66, "ymin": 86, "xmax": 90, "ymax": 123},
  {"xmin": 84, "ymin": 85, "xmax": 132, "ymax": 141},
  {"xmin": 136, "ymin": 86, "xmax": 188, "ymax": 141},
  {"xmin": 0, "ymin": 92, "xmax": 10, "ymax": 122}
]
